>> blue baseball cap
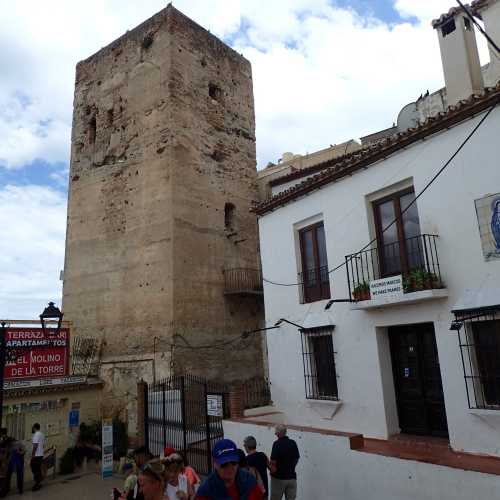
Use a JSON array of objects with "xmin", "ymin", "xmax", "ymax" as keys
[{"xmin": 212, "ymin": 439, "xmax": 239, "ymax": 465}]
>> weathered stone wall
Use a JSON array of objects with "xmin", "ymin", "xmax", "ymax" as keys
[{"xmin": 63, "ymin": 6, "xmax": 264, "ymax": 429}]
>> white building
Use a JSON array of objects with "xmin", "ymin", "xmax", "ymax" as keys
[{"xmin": 225, "ymin": 2, "xmax": 500, "ymax": 499}]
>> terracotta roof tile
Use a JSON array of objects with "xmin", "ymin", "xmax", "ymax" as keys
[
  {"xmin": 253, "ymin": 83, "xmax": 500, "ymax": 216},
  {"xmin": 432, "ymin": 5, "xmax": 469, "ymax": 28},
  {"xmin": 471, "ymin": 0, "xmax": 494, "ymax": 12}
]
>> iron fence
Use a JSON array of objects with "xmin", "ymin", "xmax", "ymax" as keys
[
  {"xmin": 223, "ymin": 268, "xmax": 263, "ymax": 295},
  {"xmin": 454, "ymin": 308, "xmax": 500, "ymax": 410},
  {"xmin": 144, "ymin": 374, "xmax": 227, "ymax": 475},
  {"xmin": 242, "ymin": 377, "xmax": 272, "ymax": 409},
  {"xmin": 345, "ymin": 234, "xmax": 443, "ymax": 300}
]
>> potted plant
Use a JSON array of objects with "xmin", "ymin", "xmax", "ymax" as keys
[
  {"xmin": 353, "ymin": 281, "xmax": 371, "ymax": 301},
  {"xmin": 404, "ymin": 269, "xmax": 442, "ymax": 293}
]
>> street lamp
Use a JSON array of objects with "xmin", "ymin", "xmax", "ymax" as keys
[
  {"xmin": 0, "ymin": 321, "xmax": 7, "ymax": 428},
  {"xmin": 39, "ymin": 302, "xmax": 64, "ymax": 337}
]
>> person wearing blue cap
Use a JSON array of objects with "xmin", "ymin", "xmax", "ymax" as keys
[{"xmin": 195, "ymin": 439, "xmax": 263, "ymax": 500}]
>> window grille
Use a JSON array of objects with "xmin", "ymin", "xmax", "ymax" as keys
[
  {"xmin": 454, "ymin": 308, "xmax": 500, "ymax": 409},
  {"xmin": 300, "ymin": 327, "xmax": 338, "ymax": 400}
]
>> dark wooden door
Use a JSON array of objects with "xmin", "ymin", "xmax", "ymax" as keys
[{"xmin": 389, "ymin": 323, "xmax": 448, "ymax": 437}]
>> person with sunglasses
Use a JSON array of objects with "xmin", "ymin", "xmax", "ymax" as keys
[
  {"xmin": 138, "ymin": 461, "xmax": 167, "ymax": 500},
  {"xmin": 196, "ymin": 439, "xmax": 263, "ymax": 500}
]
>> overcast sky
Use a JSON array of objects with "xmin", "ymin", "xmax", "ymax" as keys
[{"xmin": 0, "ymin": 0, "xmax": 490, "ymax": 319}]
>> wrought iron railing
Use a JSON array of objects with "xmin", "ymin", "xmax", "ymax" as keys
[
  {"xmin": 242, "ymin": 377, "xmax": 272, "ymax": 409},
  {"xmin": 298, "ymin": 265, "xmax": 331, "ymax": 304},
  {"xmin": 345, "ymin": 234, "xmax": 443, "ymax": 301},
  {"xmin": 453, "ymin": 308, "xmax": 500, "ymax": 410},
  {"xmin": 223, "ymin": 268, "xmax": 263, "ymax": 295}
]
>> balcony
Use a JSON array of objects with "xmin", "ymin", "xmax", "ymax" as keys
[
  {"xmin": 223, "ymin": 268, "xmax": 263, "ymax": 296},
  {"xmin": 345, "ymin": 234, "xmax": 447, "ymax": 309},
  {"xmin": 299, "ymin": 266, "xmax": 331, "ymax": 304}
]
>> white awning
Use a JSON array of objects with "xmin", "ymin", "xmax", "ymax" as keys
[{"xmin": 452, "ymin": 288, "xmax": 500, "ymax": 313}]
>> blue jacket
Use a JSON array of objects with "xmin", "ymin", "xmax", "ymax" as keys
[{"xmin": 197, "ymin": 468, "xmax": 257, "ymax": 500}]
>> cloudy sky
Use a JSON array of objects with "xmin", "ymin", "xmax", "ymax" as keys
[{"xmin": 0, "ymin": 0, "xmax": 490, "ymax": 319}]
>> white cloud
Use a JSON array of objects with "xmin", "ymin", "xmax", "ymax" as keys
[
  {"xmin": 0, "ymin": 0, "xmax": 495, "ymax": 316},
  {"xmin": 0, "ymin": 185, "xmax": 66, "ymax": 319}
]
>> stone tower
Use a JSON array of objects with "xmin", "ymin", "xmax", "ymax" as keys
[{"xmin": 62, "ymin": 6, "xmax": 264, "ymax": 428}]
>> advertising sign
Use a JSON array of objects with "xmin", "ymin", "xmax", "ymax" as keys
[
  {"xmin": 102, "ymin": 422, "xmax": 113, "ymax": 479},
  {"xmin": 4, "ymin": 328, "xmax": 69, "ymax": 381},
  {"xmin": 369, "ymin": 275, "xmax": 403, "ymax": 300}
]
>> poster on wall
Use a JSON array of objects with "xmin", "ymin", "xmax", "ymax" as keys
[
  {"xmin": 102, "ymin": 422, "xmax": 113, "ymax": 479},
  {"xmin": 475, "ymin": 193, "xmax": 500, "ymax": 262},
  {"xmin": 4, "ymin": 328, "xmax": 70, "ymax": 380}
]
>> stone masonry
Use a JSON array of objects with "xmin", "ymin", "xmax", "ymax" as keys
[{"xmin": 62, "ymin": 6, "xmax": 264, "ymax": 432}]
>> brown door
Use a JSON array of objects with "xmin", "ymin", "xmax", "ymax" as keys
[{"xmin": 389, "ymin": 323, "xmax": 448, "ymax": 437}]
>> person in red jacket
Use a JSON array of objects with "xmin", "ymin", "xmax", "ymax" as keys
[{"xmin": 195, "ymin": 439, "xmax": 263, "ymax": 500}]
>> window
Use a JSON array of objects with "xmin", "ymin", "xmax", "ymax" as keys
[
  {"xmin": 455, "ymin": 308, "xmax": 500, "ymax": 409},
  {"xmin": 300, "ymin": 327, "xmax": 338, "ymax": 400},
  {"xmin": 373, "ymin": 188, "xmax": 423, "ymax": 277},
  {"xmin": 298, "ymin": 222, "xmax": 330, "ymax": 303},
  {"xmin": 441, "ymin": 18, "xmax": 456, "ymax": 37},
  {"xmin": 472, "ymin": 319, "xmax": 500, "ymax": 406}
]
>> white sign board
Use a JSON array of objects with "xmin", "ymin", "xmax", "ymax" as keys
[
  {"xmin": 207, "ymin": 394, "xmax": 224, "ymax": 417},
  {"xmin": 4, "ymin": 376, "xmax": 86, "ymax": 391},
  {"xmin": 370, "ymin": 275, "xmax": 403, "ymax": 300},
  {"xmin": 102, "ymin": 423, "xmax": 113, "ymax": 479}
]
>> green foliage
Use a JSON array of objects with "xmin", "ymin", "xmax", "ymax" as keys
[
  {"xmin": 353, "ymin": 281, "xmax": 370, "ymax": 294},
  {"xmin": 403, "ymin": 268, "xmax": 440, "ymax": 293},
  {"xmin": 79, "ymin": 421, "xmax": 101, "ymax": 445},
  {"xmin": 59, "ymin": 447, "xmax": 76, "ymax": 475}
]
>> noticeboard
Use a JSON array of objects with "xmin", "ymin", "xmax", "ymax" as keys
[{"xmin": 206, "ymin": 393, "xmax": 224, "ymax": 417}]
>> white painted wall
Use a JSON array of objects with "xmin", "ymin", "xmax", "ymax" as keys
[
  {"xmin": 258, "ymin": 106, "xmax": 500, "ymax": 455},
  {"xmin": 224, "ymin": 420, "xmax": 500, "ymax": 500}
]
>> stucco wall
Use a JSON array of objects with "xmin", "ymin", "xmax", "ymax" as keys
[
  {"xmin": 258, "ymin": 106, "xmax": 500, "ymax": 455},
  {"xmin": 224, "ymin": 420, "xmax": 500, "ymax": 500},
  {"xmin": 3, "ymin": 384, "xmax": 102, "ymax": 481}
]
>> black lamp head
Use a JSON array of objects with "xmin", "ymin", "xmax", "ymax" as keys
[{"xmin": 40, "ymin": 302, "xmax": 63, "ymax": 337}]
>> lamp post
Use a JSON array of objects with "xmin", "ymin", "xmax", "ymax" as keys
[
  {"xmin": 39, "ymin": 302, "xmax": 64, "ymax": 338},
  {"xmin": 0, "ymin": 321, "xmax": 7, "ymax": 428}
]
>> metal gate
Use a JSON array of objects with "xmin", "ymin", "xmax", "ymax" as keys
[{"xmin": 144, "ymin": 374, "xmax": 227, "ymax": 475}]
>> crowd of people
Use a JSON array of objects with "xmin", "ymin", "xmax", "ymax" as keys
[{"xmin": 119, "ymin": 424, "xmax": 300, "ymax": 500}]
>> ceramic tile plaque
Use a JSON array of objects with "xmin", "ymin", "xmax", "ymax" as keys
[{"xmin": 475, "ymin": 193, "xmax": 500, "ymax": 262}]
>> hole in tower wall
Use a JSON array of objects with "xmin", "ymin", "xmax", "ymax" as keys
[
  {"xmin": 209, "ymin": 83, "xmax": 222, "ymax": 101},
  {"xmin": 224, "ymin": 202, "xmax": 236, "ymax": 229},
  {"xmin": 107, "ymin": 109, "xmax": 114, "ymax": 126},
  {"xmin": 142, "ymin": 33, "xmax": 154, "ymax": 50},
  {"xmin": 441, "ymin": 18, "xmax": 456, "ymax": 37},
  {"xmin": 88, "ymin": 116, "xmax": 97, "ymax": 145}
]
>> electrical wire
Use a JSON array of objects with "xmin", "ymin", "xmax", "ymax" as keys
[
  {"xmin": 456, "ymin": 0, "xmax": 500, "ymax": 58},
  {"xmin": 263, "ymin": 102, "xmax": 498, "ymax": 287}
]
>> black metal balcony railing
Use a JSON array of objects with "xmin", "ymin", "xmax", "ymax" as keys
[
  {"xmin": 345, "ymin": 234, "xmax": 444, "ymax": 301},
  {"xmin": 298, "ymin": 265, "xmax": 331, "ymax": 304},
  {"xmin": 223, "ymin": 268, "xmax": 263, "ymax": 295}
]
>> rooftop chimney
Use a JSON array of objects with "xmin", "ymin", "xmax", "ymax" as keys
[
  {"xmin": 472, "ymin": 0, "xmax": 500, "ymax": 85},
  {"xmin": 433, "ymin": 6, "xmax": 484, "ymax": 106}
]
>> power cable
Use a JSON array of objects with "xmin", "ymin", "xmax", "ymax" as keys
[
  {"xmin": 263, "ymin": 102, "xmax": 498, "ymax": 287},
  {"xmin": 456, "ymin": 0, "xmax": 500, "ymax": 58}
]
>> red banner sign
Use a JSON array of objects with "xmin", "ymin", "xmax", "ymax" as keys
[{"xmin": 4, "ymin": 328, "xmax": 69, "ymax": 380}]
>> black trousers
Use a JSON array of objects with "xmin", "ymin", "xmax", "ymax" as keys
[{"xmin": 30, "ymin": 457, "xmax": 43, "ymax": 486}]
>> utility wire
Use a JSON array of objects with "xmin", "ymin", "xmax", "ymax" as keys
[
  {"xmin": 456, "ymin": 0, "xmax": 500, "ymax": 57},
  {"xmin": 263, "ymin": 102, "xmax": 498, "ymax": 287}
]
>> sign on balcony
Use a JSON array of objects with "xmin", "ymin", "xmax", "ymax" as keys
[{"xmin": 370, "ymin": 275, "xmax": 403, "ymax": 300}]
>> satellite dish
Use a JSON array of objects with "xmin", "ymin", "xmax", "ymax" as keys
[{"xmin": 397, "ymin": 102, "xmax": 419, "ymax": 133}]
